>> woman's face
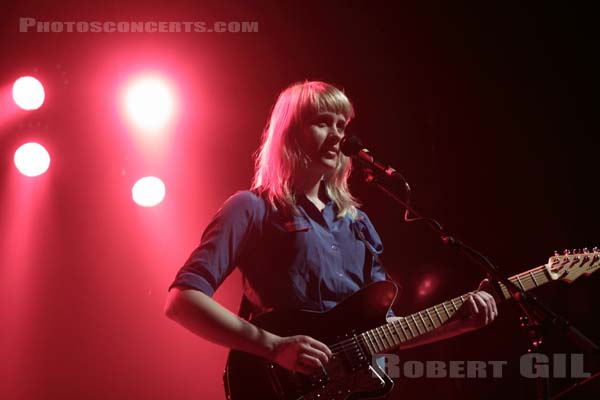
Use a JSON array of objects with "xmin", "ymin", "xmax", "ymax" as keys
[{"xmin": 298, "ymin": 110, "xmax": 347, "ymax": 175}]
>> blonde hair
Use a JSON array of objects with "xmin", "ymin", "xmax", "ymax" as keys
[{"xmin": 251, "ymin": 81, "xmax": 360, "ymax": 218}]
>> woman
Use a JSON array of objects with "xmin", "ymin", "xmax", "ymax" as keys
[{"xmin": 164, "ymin": 81, "xmax": 497, "ymax": 377}]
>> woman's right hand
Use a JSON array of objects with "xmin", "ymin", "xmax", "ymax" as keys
[{"xmin": 268, "ymin": 335, "xmax": 332, "ymax": 375}]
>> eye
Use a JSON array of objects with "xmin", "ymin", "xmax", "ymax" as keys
[{"xmin": 312, "ymin": 117, "xmax": 328, "ymax": 127}]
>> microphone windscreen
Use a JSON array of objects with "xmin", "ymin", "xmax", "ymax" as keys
[{"xmin": 340, "ymin": 135, "xmax": 363, "ymax": 156}]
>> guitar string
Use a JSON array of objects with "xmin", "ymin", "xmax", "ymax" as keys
[
  {"xmin": 326, "ymin": 268, "xmax": 550, "ymax": 355},
  {"xmin": 328, "ymin": 293, "xmax": 470, "ymax": 353},
  {"xmin": 324, "ymin": 263, "xmax": 587, "ymax": 361}
]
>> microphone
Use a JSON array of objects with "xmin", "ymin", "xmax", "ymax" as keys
[{"xmin": 340, "ymin": 135, "xmax": 408, "ymax": 185}]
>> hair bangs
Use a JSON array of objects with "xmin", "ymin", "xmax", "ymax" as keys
[{"xmin": 299, "ymin": 82, "xmax": 355, "ymax": 122}]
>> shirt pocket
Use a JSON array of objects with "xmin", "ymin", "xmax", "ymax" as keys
[{"xmin": 265, "ymin": 215, "xmax": 312, "ymax": 274}]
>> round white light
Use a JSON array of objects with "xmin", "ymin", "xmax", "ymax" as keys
[
  {"xmin": 12, "ymin": 76, "xmax": 46, "ymax": 110},
  {"xmin": 131, "ymin": 176, "xmax": 166, "ymax": 207},
  {"xmin": 124, "ymin": 76, "xmax": 174, "ymax": 131},
  {"xmin": 14, "ymin": 142, "xmax": 51, "ymax": 177}
]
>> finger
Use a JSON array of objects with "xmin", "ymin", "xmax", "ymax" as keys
[
  {"xmin": 298, "ymin": 353, "xmax": 322, "ymax": 371},
  {"xmin": 301, "ymin": 343, "xmax": 329, "ymax": 365},
  {"xmin": 487, "ymin": 292, "xmax": 498, "ymax": 320},
  {"xmin": 481, "ymin": 291, "xmax": 497, "ymax": 321},
  {"xmin": 490, "ymin": 292, "xmax": 498, "ymax": 318},
  {"xmin": 473, "ymin": 294, "xmax": 489, "ymax": 324},
  {"xmin": 305, "ymin": 336, "xmax": 332, "ymax": 359},
  {"xmin": 467, "ymin": 295, "xmax": 478, "ymax": 315}
]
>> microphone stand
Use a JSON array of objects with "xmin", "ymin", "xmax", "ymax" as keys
[{"xmin": 353, "ymin": 160, "xmax": 599, "ymax": 400}]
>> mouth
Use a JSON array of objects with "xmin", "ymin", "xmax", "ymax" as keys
[{"xmin": 321, "ymin": 147, "xmax": 339, "ymax": 157}]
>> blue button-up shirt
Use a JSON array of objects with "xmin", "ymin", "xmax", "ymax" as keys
[{"xmin": 170, "ymin": 190, "xmax": 389, "ymax": 317}]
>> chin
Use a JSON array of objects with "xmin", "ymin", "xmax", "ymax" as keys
[{"xmin": 318, "ymin": 159, "xmax": 338, "ymax": 173}]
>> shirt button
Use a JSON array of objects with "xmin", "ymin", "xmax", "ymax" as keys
[{"xmin": 331, "ymin": 244, "xmax": 338, "ymax": 251}]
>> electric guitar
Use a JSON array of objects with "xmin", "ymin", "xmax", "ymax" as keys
[{"xmin": 224, "ymin": 248, "xmax": 599, "ymax": 400}]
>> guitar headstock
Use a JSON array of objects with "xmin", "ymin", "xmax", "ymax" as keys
[{"xmin": 545, "ymin": 247, "xmax": 600, "ymax": 282}]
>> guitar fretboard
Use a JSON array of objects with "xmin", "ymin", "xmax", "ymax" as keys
[{"xmin": 359, "ymin": 264, "xmax": 551, "ymax": 355}]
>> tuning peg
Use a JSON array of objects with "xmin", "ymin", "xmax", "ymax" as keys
[
  {"xmin": 573, "ymin": 249, "xmax": 580, "ymax": 254},
  {"xmin": 554, "ymin": 250, "xmax": 559, "ymax": 256},
  {"xmin": 583, "ymin": 247, "xmax": 589, "ymax": 253},
  {"xmin": 563, "ymin": 249, "xmax": 571, "ymax": 255},
  {"xmin": 593, "ymin": 247, "xmax": 599, "ymax": 253}
]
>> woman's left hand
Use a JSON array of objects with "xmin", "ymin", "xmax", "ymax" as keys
[{"xmin": 457, "ymin": 279, "xmax": 498, "ymax": 332}]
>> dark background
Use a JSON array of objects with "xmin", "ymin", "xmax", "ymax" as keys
[{"xmin": 1, "ymin": 1, "xmax": 598, "ymax": 399}]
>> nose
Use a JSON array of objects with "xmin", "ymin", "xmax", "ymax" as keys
[{"xmin": 329, "ymin": 127, "xmax": 344, "ymax": 140}]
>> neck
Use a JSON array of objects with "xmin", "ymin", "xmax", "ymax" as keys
[{"xmin": 294, "ymin": 170, "xmax": 324, "ymax": 202}]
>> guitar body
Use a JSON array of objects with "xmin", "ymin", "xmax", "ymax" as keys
[
  {"xmin": 223, "ymin": 248, "xmax": 600, "ymax": 398},
  {"xmin": 224, "ymin": 280, "xmax": 398, "ymax": 400}
]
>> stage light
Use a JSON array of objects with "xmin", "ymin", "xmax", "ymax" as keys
[
  {"xmin": 417, "ymin": 274, "xmax": 439, "ymax": 299},
  {"xmin": 13, "ymin": 142, "xmax": 50, "ymax": 177},
  {"xmin": 123, "ymin": 76, "xmax": 175, "ymax": 131},
  {"xmin": 12, "ymin": 76, "xmax": 45, "ymax": 110},
  {"xmin": 132, "ymin": 176, "xmax": 166, "ymax": 207}
]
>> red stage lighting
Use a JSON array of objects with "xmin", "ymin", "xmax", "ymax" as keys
[
  {"xmin": 417, "ymin": 274, "xmax": 440, "ymax": 299},
  {"xmin": 122, "ymin": 75, "xmax": 175, "ymax": 132},
  {"xmin": 13, "ymin": 142, "xmax": 50, "ymax": 177},
  {"xmin": 131, "ymin": 176, "xmax": 166, "ymax": 207},
  {"xmin": 12, "ymin": 76, "xmax": 45, "ymax": 110}
]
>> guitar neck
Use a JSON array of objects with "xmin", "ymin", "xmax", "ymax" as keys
[{"xmin": 359, "ymin": 264, "xmax": 551, "ymax": 355}]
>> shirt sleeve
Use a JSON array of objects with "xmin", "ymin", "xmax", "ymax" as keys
[{"xmin": 168, "ymin": 190, "xmax": 261, "ymax": 296}]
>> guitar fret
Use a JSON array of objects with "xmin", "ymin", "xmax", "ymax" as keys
[
  {"xmin": 381, "ymin": 325, "xmax": 393, "ymax": 348},
  {"xmin": 391, "ymin": 320, "xmax": 406, "ymax": 342},
  {"xmin": 386, "ymin": 324, "xmax": 399, "ymax": 345},
  {"xmin": 433, "ymin": 306, "xmax": 443, "ymax": 324},
  {"xmin": 449, "ymin": 298, "xmax": 458, "ymax": 311},
  {"xmin": 379, "ymin": 326, "xmax": 391, "ymax": 349},
  {"xmin": 424, "ymin": 308, "xmax": 437, "ymax": 329},
  {"xmin": 524, "ymin": 274, "xmax": 533, "ymax": 290},
  {"xmin": 361, "ymin": 333, "xmax": 375, "ymax": 355},
  {"xmin": 389, "ymin": 324, "xmax": 399, "ymax": 345},
  {"xmin": 367, "ymin": 329, "xmax": 381, "ymax": 352},
  {"xmin": 376, "ymin": 327, "xmax": 388, "ymax": 349},
  {"xmin": 406, "ymin": 317, "xmax": 417, "ymax": 338},
  {"xmin": 515, "ymin": 275, "xmax": 525, "ymax": 291},
  {"xmin": 410, "ymin": 314, "xmax": 422, "ymax": 335},
  {"xmin": 529, "ymin": 271, "xmax": 538, "ymax": 287},
  {"xmin": 399, "ymin": 318, "xmax": 412, "ymax": 340},
  {"xmin": 363, "ymin": 331, "xmax": 373, "ymax": 353},
  {"xmin": 418, "ymin": 312, "xmax": 430, "ymax": 331},
  {"xmin": 381, "ymin": 324, "xmax": 396, "ymax": 347},
  {"xmin": 368, "ymin": 332, "xmax": 378, "ymax": 354},
  {"xmin": 372, "ymin": 329, "xmax": 384, "ymax": 352},
  {"xmin": 384, "ymin": 325, "xmax": 395, "ymax": 347},
  {"xmin": 441, "ymin": 302, "xmax": 451, "ymax": 319}
]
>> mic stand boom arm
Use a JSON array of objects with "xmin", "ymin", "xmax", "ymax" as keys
[{"xmin": 354, "ymin": 158, "xmax": 599, "ymax": 400}]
